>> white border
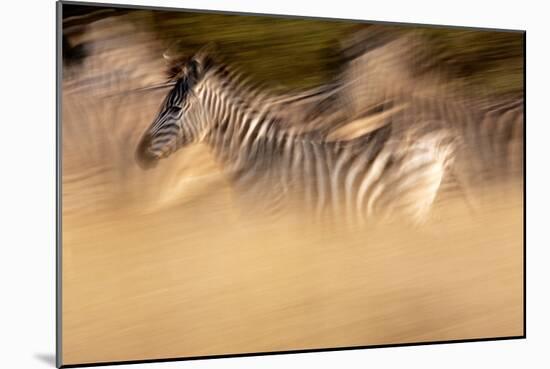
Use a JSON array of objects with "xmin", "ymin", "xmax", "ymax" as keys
[{"xmin": 1, "ymin": 1, "xmax": 547, "ymax": 369}]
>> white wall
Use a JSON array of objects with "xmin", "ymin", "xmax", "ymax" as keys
[{"xmin": 0, "ymin": 0, "xmax": 547, "ymax": 368}]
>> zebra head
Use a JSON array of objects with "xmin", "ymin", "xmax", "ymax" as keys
[{"xmin": 135, "ymin": 51, "xmax": 211, "ymax": 169}]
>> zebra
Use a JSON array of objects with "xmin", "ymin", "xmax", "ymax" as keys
[
  {"xmin": 385, "ymin": 93, "xmax": 524, "ymax": 205},
  {"xmin": 135, "ymin": 49, "xmax": 458, "ymax": 225},
  {"xmin": 335, "ymin": 26, "xmax": 524, "ymax": 196},
  {"xmin": 467, "ymin": 96, "xmax": 524, "ymax": 184}
]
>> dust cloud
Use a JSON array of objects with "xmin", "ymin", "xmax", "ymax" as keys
[{"xmin": 61, "ymin": 11, "xmax": 523, "ymax": 365}]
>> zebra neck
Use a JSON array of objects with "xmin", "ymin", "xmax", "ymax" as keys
[{"xmin": 199, "ymin": 77, "xmax": 295, "ymax": 173}]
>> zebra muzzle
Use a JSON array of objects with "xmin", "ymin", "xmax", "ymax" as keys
[{"xmin": 135, "ymin": 135, "xmax": 160, "ymax": 170}]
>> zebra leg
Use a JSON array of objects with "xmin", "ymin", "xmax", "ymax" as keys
[
  {"xmin": 394, "ymin": 159, "xmax": 448, "ymax": 225},
  {"xmin": 229, "ymin": 173, "xmax": 291, "ymax": 223},
  {"xmin": 442, "ymin": 168, "xmax": 481, "ymax": 216},
  {"xmin": 376, "ymin": 130, "xmax": 457, "ymax": 226}
]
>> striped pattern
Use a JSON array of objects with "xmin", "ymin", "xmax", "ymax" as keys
[
  {"xmin": 469, "ymin": 97, "xmax": 524, "ymax": 183},
  {"xmin": 322, "ymin": 89, "xmax": 524, "ymax": 206},
  {"xmin": 136, "ymin": 52, "xmax": 457, "ymax": 225},
  {"xmin": 336, "ymin": 26, "xmax": 524, "ymax": 196}
]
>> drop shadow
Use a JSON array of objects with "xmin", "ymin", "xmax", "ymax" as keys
[{"xmin": 34, "ymin": 353, "xmax": 56, "ymax": 367}]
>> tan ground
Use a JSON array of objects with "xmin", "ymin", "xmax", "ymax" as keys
[
  {"xmin": 60, "ymin": 18, "xmax": 523, "ymax": 364},
  {"xmin": 62, "ymin": 167, "xmax": 523, "ymax": 364}
]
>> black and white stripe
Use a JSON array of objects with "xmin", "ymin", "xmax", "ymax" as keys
[{"xmin": 135, "ymin": 51, "xmax": 458, "ymax": 225}]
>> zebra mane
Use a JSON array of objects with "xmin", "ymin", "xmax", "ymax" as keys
[
  {"xmin": 199, "ymin": 58, "xmax": 351, "ymax": 137},
  {"xmin": 164, "ymin": 48, "xmax": 216, "ymax": 81},
  {"xmin": 161, "ymin": 49, "xmax": 394, "ymax": 143},
  {"xmin": 165, "ymin": 59, "xmax": 188, "ymax": 81},
  {"xmin": 160, "ymin": 50, "xmax": 271, "ymax": 110}
]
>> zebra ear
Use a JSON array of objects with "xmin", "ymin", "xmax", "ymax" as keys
[
  {"xmin": 193, "ymin": 42, "xmax": 217, "ymax": 68},
  {"xmin": 162, "ymin": 40, "xmax": 187, "ymax": 63},
  {"xmin": 163, "ymin": 42, "xmax": 189, "ymax": 80},
  {"xmin": 186, "ymin": 59, "xmax": 201, "ymax": 83}
]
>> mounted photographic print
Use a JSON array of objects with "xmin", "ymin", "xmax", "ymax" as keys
[{"xmin": 57, "ymin": 1, "xmax": 525, "ymax": 367}]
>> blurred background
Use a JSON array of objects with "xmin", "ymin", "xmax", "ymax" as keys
[{"xmin": 61, "ymin": 4, "xmax": 523, "ymax": 366}]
